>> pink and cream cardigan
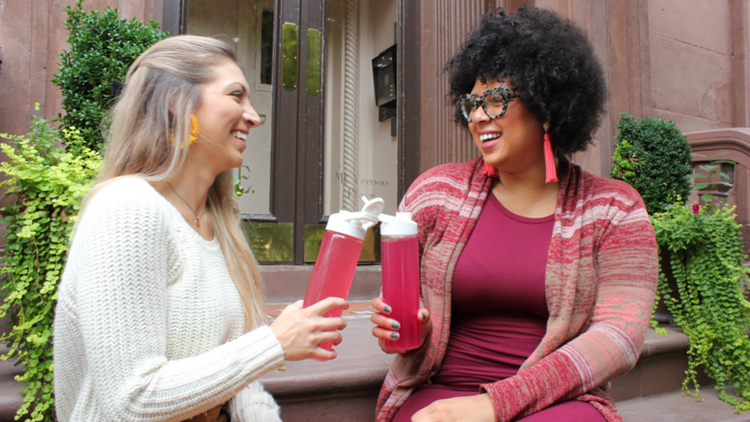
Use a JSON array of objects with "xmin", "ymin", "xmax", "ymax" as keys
[{"xmin": 375, "ymin": 157, "xmax": 658, "ymax": 422}]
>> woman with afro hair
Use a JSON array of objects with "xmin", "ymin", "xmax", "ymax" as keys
[{"xmin": 369, "ymin": 6, "xmax": 658, "ymax": 422}]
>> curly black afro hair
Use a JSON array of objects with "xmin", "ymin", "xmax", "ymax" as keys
[{"xmin": 445, "ymin": 6, "xmax": 607, "ymax": 156}]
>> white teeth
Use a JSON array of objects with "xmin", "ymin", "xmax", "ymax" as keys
[
  {"xmin": 232, "ymin": 131, "xmax": 247, "ymax": 140},
  {"xmin": 480, "ymin": 133, "xmax": 501, "ymax": 142}
]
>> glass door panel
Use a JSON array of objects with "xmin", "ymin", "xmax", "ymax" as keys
[
  {"xmin": 236, "ymin": 1, "xmax": 274, "ymax": 216},
  {"xmin": 323, "ymin": 0, "xmax": 399, "ymax": 216},
  {"xmin": 186, "ymin": 0, "xmax": 274, "ymax": 217}
]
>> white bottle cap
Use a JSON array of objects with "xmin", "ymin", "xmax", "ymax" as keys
[
  {"xmin": 326, "ymin": 196, "xmax": 385, "ymax": 240},
  {"xmin": 379, "ymin": 212, "xmax": 418, "ymax": 236}
]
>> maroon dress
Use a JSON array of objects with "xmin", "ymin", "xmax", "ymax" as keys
[{"xmin": 392, "ymin": 194, "xmax": 605, "ymax": 422}]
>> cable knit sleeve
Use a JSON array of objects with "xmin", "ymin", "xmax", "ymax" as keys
[
  {"xmin": 479, "ymin": 182, "xmax": 658, "ymax": 422},
  {"xmin": 229, "ymin": 380, "xmax": 282, "ymax": 422},
  {"xmin": 58, "ymin": 179, "xmax": 284, "ymax": 421}
]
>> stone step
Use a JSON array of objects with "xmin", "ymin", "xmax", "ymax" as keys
[
  {"xmin": 0, "ymin": 323, "xmax": 24, "ymax": 422},
  {"xmin": 609, "ymin": 326, "xmax": 711, "ymax": 401},
  {"xmin": 261, "ymin": 265, "xmax": 381, "ymax": 304},
  {"xmin": 262, "ymin": 306, "xmax": 390, "ymax": 422},
  {"xmin": 261, "ymin": 306, "xmax": 716, "ymax": 422}
]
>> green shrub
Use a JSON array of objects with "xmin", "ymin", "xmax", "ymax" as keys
[
  {"xmin": 51, "ymin": 0, "xmax": 167, "ymax": 151},
  {"xmin": 611, "ymin": 113, "xmax": 692, "ymax": 214},
  {"xmin": 652, "ymin": 202, "xmax": 750, "ymax": 412},
  {"xmin": 0, "ymin": 105, "xmax": 102, "ymax": 421}
]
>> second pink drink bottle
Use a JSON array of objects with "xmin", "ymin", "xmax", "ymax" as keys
[
  {"xmin": 379, "ymin": 212, "xmax": 421, "ymax": 350},
  {"xmin": 303, "ymin": 196, "xmax": 384, "ymax": 351}
]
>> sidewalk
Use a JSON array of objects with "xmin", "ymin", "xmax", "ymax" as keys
[{"xmin": 618, "ymin": 387, "xmax": 750, "ymax": 422}]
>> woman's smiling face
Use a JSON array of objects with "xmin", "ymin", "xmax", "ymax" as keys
[
  {"xmin": 468, "ymin": 76, "xmax": 545, "ymax": 175},
  {"xmin": 191, "ymin": 59, "xmax": 260, "ymax": 174}
]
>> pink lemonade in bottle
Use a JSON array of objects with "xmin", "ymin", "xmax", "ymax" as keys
[
  {"xmin": 303, "ymin": 197, "xmax": 384, "ymax": 351},
  {"xmin": 379, "ymin": 212, "xmax": 421, "ymax": 350},
  {"xmin": 303, "ymin": 231, "xmax": 363, "ymax": 321}
]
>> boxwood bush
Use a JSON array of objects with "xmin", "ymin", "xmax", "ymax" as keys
[
  {"xmin": 611, "ymin": 112, "xmax": 693, "ymax": 214},
  {"xmin": 51, "ymin": 0, "xmax": 167, "ymax": 151}
]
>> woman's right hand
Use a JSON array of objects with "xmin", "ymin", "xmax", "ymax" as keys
[
  {"xmin": 270, "ymin": 298, "xmax": 348, "ymax": 361},
  {"xmin": 370, "ymin": 297, "xmax": 431, "ymax": 354}
]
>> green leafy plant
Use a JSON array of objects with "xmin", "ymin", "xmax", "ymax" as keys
[
  {"xmin": 51, "ymin": 0, "xmax": 167, "ymax": 151},
  {"xmin": 651, "ymin": 202, "xmax": 750, "ymax": 413},
  {"xmin": 234, "ymin": 165, "xmax": 255, "ymax": 198},
  {"xmin": 611, "ymin": 113, "xmax": 693, "ymax": 214},
  {"xmin": 0, "ymin": 105, "xmax": 102, "ymax": 421}
]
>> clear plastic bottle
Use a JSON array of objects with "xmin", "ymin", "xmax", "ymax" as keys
[
  {"xmin": 303, "ymin": 196, "xmax": 384, "ymax": 351},
  {"xmin": 379, "ymin": 212, "xmax": 420, "ymax": 350}
]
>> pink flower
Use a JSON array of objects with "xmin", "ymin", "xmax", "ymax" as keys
[{"xmin": 692, "ymin": 203, "xmax": 700, "ymax": 214}]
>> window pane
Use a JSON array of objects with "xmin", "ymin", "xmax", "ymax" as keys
[{"xmin": 260, "ymin": 9, "xmax": 274, "ymax": 85}]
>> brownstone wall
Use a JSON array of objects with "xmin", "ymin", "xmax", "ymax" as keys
[
  {"xmin": 2, "ymin": 0, "xmax": 749, "ymax": 179},
  {"xmin": 419, "ymin": 0, "xmax": 750, "ymax": 178},
  {"xmin": 0, "ymin": 0, "xmax": 159, "ymax": 138},
  {"xmin": 553, "ymin": 0, "xmax": 749, "ymax": 177}
]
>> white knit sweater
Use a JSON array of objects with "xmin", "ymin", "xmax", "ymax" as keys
[{"xmin": 54, "ymin": 177, "xmax": 286, "ymax": 421}]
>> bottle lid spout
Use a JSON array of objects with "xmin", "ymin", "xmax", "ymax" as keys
[
  {"xmin": 360, "ymin": 196, "xmax": 385, "ymax": 220},
  {"xmin": 327, "ymin": 196, "xmax": 385, "ymax": 239}
]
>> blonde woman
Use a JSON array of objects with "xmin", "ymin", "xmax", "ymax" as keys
[{"xmin": 53, "ymin": 35, "xmax": 346, "ymax": 422}]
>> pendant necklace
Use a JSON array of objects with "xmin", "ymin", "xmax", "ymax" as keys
[{"xmin": 166, "ymin": 181, "xmax": 207, "ymax": 227}]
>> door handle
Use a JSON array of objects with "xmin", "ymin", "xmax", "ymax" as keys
[
  {"xmin": 282, "ymin": 22, "xmax": 298, "ymax": 91},
  {"xmin": 306, "ymin": 28, "xmax": 321, "ymax": 96}
]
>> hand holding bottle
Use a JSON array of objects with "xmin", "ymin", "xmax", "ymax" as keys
[
  {"xmin": 270, "ymin": 298, "xmax": 348, "ymax": 361},
  {"xmin": 374, "ymin": 211, "xmax": 426, "ymax": 352},
  {"xmin": 370, "ymin": 297, "xmax": 431, "ymax": 354},
  {"xmin": 302, "ymin": 196, "xmax": 384, "ymax": 351}
]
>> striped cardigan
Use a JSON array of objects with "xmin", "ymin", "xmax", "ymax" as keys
[{"xmin": 375, "ymin": 157, "xmax": 658, "ymax": 422}]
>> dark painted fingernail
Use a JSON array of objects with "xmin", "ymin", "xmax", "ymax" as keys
[
  {"xmin": 420, "ymin": 312, "xmax": 427, "ymax": 319},
  {"xmin": 384, "ymin": 306, "xmax": 392, "ymax": 313},
  {"xmin": 390, "ymin": 332, "xmax": 399, "ymax": 339},
  {"xmin": 391, "ymin": 321, "xmax": 400, "ymax": 329}
]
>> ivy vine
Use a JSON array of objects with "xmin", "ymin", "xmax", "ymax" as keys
[
  {"xmin": 0, "ymin": 106, "xmax": 102, "ymax": 421},
  {"xmin": 651, "ymin": 202, "xmax": 750, "ymax": 413}
]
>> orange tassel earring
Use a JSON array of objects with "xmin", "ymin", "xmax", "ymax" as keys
[
  {"xmin": 481, "ymin": 162, "xmax": 499, "ymax": 178},
  {"xmin": 169, "ymin": 114, "xmax": 200, "ymax": 148},
  {"xmin": 543, "ymin": 123, "xmax": 558, "ymax": 183}
]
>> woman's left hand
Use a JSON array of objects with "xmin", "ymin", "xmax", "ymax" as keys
[{"xmin": 411, "ymin": 394, "xmax": 494, "ymax": 422}]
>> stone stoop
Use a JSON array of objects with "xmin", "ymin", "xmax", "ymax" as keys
[
  {"xmin": 260, "ymin": 265, "xmax": 726, "ymax": 421},
  {"xmin": 261, "ymin": 307, "xmax": 722, "ymax": 421},
  {"xmin": 612, "ymin": 327, "xmax": 747, "ymax": 421},
  {"xmin": 261, "ymin": 311, "xmax": 391, "ymax": 421},
  {"xmin": 261, "ymin": 265, "xmax": 382, "ymax": 304},
  {"xmin": 0, "ymin": 265, "xmax": 732, "ymax": 421},
  {"xmin": 610, "ymin": 326, "xmax": 711, "ymax": 402}
]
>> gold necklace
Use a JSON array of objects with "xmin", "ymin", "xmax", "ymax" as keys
[{"xmin": 166, "ymin": 181, "xmax": 207, "ymax": 227}]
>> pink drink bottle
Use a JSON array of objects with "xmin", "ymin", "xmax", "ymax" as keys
[
  {"xmin": 379, "ymin": 212, "xmax": 421, "ymax": 350},
  {"xmin": 303, "ymin": 196, "xmax": 384, "ymax": 351}
]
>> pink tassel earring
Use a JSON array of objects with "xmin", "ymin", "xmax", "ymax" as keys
[
  {"xmin": 481, "ymin": 162, "xmax": 499, "ymax": 178},
  {"xmin": 543, "ymin": 123, "xmax": 558, "ymax": 183}
]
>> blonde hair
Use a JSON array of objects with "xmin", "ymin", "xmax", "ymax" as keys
[{"xmin": 82, "ymin": 35, "xmax": 265, "ymax": 331}]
